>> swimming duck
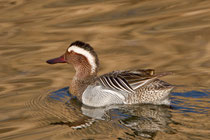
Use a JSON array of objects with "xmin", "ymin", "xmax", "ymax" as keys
[{"xmin": 47, "ymin": 41, "xmax": 174, "ymax": 107}]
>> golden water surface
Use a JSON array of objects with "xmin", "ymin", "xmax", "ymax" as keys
[{"xmin": 0, "ymin": 0, "xmax": 210, "ymax": 139}]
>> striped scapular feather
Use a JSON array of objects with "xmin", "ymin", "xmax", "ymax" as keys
[{"xmin": 98, "ymin": 69, "xmax": 172, "ymax": 92}]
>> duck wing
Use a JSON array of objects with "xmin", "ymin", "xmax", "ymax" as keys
[{"xmin": 98, "ymin": 69, "xmax": 171, "ymax": 92}]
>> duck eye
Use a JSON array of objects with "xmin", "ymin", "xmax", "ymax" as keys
[{"xmin": 69, "ymin": 51, "xmax": 76, "ymax": 54}]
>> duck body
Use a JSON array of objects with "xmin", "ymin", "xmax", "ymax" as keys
[
  {"xmin": 77, "ymin": 70, "xmax": 173, "ymax": 107},
  {"xmin": 47, "ymin": 41, "xmax": 174, "ymax": 107}
]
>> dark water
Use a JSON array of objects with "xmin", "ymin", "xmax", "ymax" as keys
[{"xmin": 0, "ymin": 0, "xmax": 210, "ymax": 139}]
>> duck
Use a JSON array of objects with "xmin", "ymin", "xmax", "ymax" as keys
[{"xmin": 46, "ymin": 41, "xmax": 174, "ymax": 107}]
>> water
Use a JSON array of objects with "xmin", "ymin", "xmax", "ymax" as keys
[{"xmin": 0, "ymin": 0, "xmax": 210, "ymax": 139}]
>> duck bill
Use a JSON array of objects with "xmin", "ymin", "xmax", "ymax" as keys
[{"xmin": 46, "ymin": 55, "xmax": 66, "ymax": 64}]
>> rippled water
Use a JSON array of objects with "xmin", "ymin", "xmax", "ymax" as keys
[{"xmin": 0, "ymin": 0, "xmax": 210, "ymax": 139}]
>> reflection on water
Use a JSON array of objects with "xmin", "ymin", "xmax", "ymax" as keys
[
  {"xmin": 0, "ymin": 0, "xmax": 210, "ymax": 139},
  {"xmin": 31, "ymin": 88, "xmax": 174, "ymax": 139}
]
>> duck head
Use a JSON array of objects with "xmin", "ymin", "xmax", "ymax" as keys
[{"xmin": 46, "ymin": 41, "xmax": 99, "ymax": 79}]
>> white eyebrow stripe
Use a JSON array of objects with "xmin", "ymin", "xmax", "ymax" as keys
[{"xmin": 68, "ymin": 45, "xmax": 96, "ymax": 74}]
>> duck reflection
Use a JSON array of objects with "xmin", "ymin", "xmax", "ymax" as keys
[
  {"xmin": 81, "ymin": 104, "xmax": 172, "ymax": 137},
  {"xmin": 49, "ymin": 87, "xmax": 173, "ymax": 138}
]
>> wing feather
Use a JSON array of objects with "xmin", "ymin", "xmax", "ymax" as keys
[{"xmin": 98, "ymin": 69, "xmax": 171, "ymax": 93}]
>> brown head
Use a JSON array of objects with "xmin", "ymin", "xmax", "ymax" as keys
[{"xmin": 46, "ymin": 41, "xmax": 99, "ymax": 79}]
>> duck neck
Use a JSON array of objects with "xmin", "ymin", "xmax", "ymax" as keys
[
  {"xmin": 70, "ymin": 64, "xmax": 97, "ymax": 100},
  {"xmin": 74, "ymin": 64, "xmax": 97, "ymax": 80}
]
